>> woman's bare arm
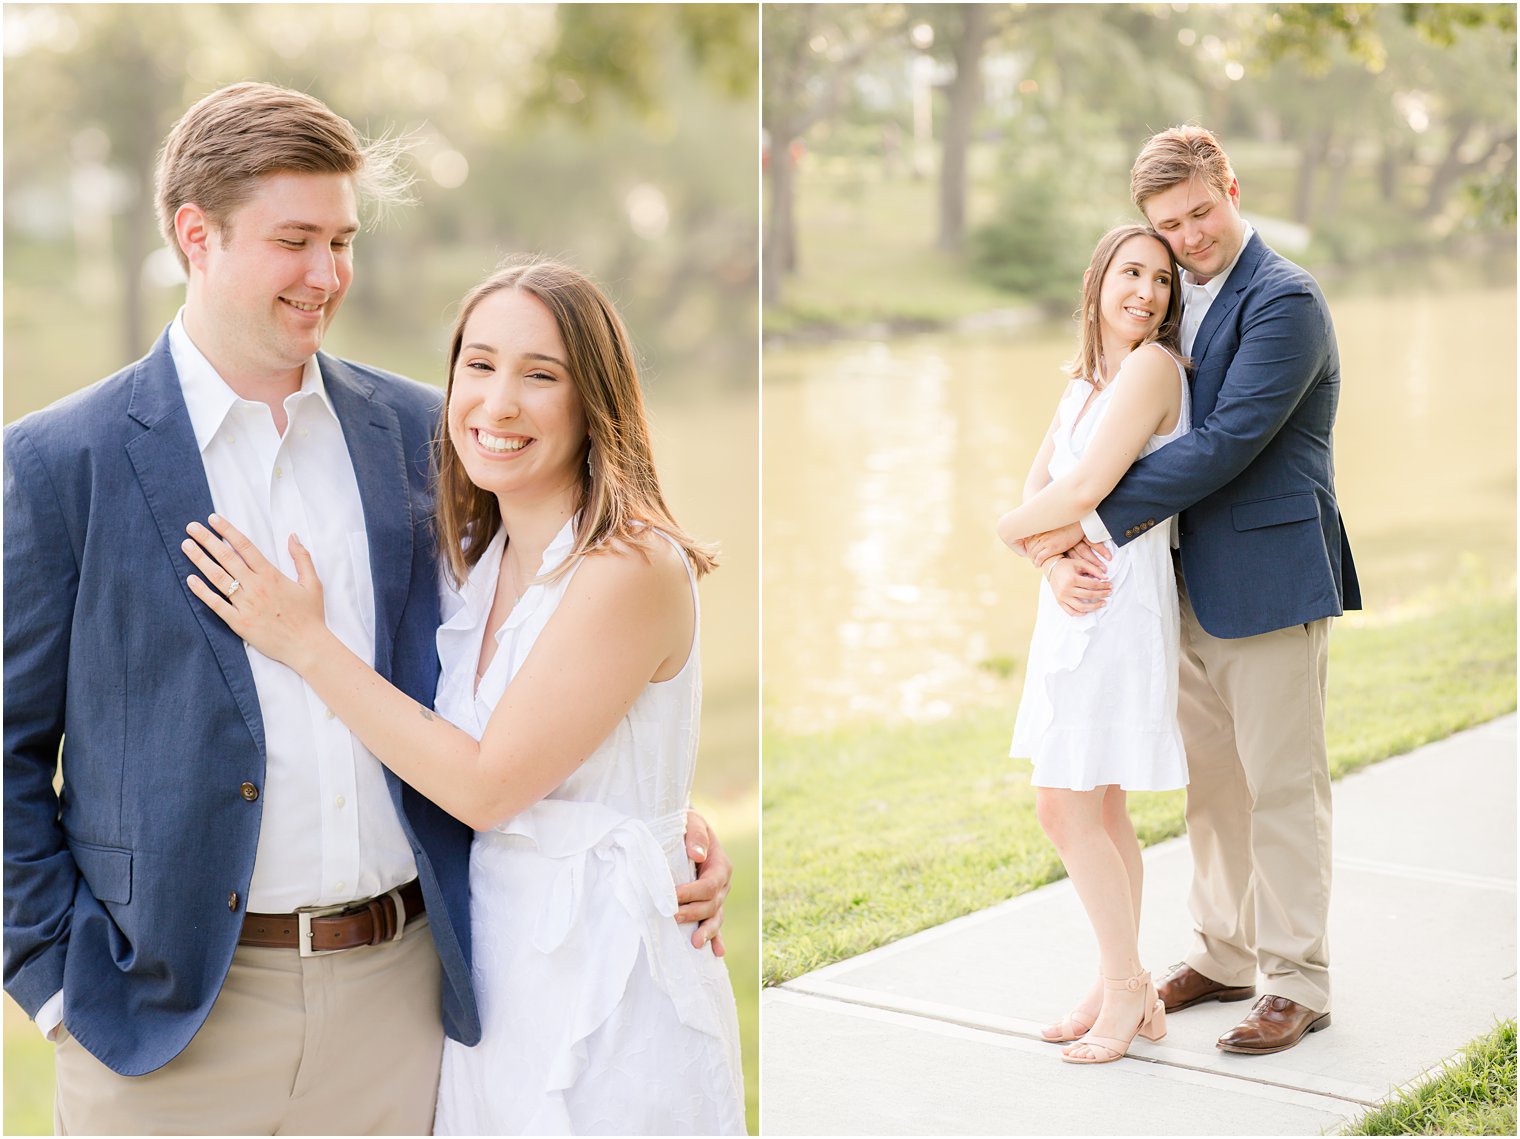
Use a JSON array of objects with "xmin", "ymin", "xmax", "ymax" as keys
[{"xmin": 997, "ymin": 345, "xmax": 1180, "ymax": 548}]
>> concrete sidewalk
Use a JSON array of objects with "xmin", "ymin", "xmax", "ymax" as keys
[{"xmin": 762, "ymin": 715, "xmax": 1517, "ymax": 1135}]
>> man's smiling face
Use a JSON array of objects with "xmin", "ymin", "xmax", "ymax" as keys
[
  {"xmin": 188, "ymin": 170, "xmax": 359, "ymax": 387},
  {"xmin": 1141, "ymin": 175, "xmax": 1246, "ymax": 284}
]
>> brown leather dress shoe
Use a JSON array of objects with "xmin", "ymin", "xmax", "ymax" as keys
[
  {"xmin": 1216, "ymin": 995, "xmax": 1331, "ymax": 1055},
  {"xmin": 1156, "ymin": 962, "xmax": 1256, "ymax": 1013}
]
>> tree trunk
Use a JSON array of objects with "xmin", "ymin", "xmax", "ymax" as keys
[
  {"xmin": 1322, "ymin": 140, "xmax": 1350, "ymax": 222},
  {"xmin": 1377, "ymin": 133, "xmax": 1403, "ymax": 204},
  {"xmin": 110, "ymin": 35, "xmax": 171, "ymax": 360},
  {"xmin": 1293, "ymin": 126, "xmax": 1331, "ymax": 227},
  {"xmin": 118, "ymin": 102, "xmax": 161, "ymax": 360},
  {"xmin": 1422, "ymin": 115, "xmax": 1476, "ymax": 218},
  {"xmin": 118, "ymin": 183, "xmax": 148, "ymax": 361},
  {"xmin": 936, "ymin": 4, "xmax": 992, "ymax": 253},
  {"xmin": 763, "ymin": 130, "xmax": 798, "ymax": 308}
]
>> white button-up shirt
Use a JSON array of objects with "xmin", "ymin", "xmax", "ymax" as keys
[
  {"xmin": 171, "ymin": 310, "xmax": 418, "ymax": 911},
  {"xmin": 1080, "ymin": 221, "xmax": 1256, "ymax": 543}
]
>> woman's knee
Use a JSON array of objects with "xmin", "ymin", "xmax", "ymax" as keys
[{"xmin": 1100, "ymin": 789, "xmax": 1135, "ymax": 838}]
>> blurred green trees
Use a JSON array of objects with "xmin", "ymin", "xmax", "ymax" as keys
[
  {"xmin": 4, "ymin": 3, "xmax": 759, "ymax": 416},
  {"xmin": 760, "ymin": 3, "xmax": 1516, "ymax": 325}
]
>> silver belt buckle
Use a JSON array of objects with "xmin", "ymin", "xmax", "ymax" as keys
[{"xmin": 297, "ymin": 901, "xmax": 351, "ymax": 958}]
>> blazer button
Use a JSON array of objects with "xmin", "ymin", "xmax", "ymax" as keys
[
  {"xmin": 240, "ymin": 782, "xmax": 259, "ymax": 801},
  {"xmin": 228, "ymin": 892, "xmax": 239, "ymax": 912}
]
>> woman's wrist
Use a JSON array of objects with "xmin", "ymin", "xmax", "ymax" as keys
[
  {"xmin": 288, "ymin": 624, "xmax": 342, "ymax": 679},
  {"xmin": 1041, "ymin": 555, "xmax": 1064, "ymax": 580}
]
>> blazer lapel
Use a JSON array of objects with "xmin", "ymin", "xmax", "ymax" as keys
[
  {"xmin": 124, "ymin": 333, "xmax": 266, "ymax": 757},
  {"xmin": 321, "ymin": 355, "xmax": 414, "ymax": 676}
]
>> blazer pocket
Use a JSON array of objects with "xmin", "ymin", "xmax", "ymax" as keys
[
  {"xmin": 1232, "ymin": 492, "xmax": 1318, "ymax": 532},
  {"xmin": 69, "ymin": 839, "xmax": 133, "ymax": 904}
]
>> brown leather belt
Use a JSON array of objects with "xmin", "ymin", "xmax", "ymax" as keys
[{"xmin": 239, "ymin": 880, "xmax": 426, "ymax": 957}]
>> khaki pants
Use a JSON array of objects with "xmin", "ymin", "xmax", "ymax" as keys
[
  {"xmin": 54, "ymin": 915, "xmax": 444, "ymax": 1135},
  {"xmin": 1177, "ymin": 580, "xmax": 1334, "ymax": 1014}
]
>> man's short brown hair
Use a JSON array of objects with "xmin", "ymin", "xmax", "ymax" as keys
[
  {"xmin": 154, "ymin": 82, "xmax": 410, "ymax": 271},
  {"xmin": 1130, "ymin": 124, "xmax": 1235, "ymax": 213}
]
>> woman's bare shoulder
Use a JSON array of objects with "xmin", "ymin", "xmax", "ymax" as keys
[
  {"xmin": 1128, "ymin": 340, "xmax": 1182, "ymax": 373},
  {"xmin": 1113, "ymin": 342, "xmax": 1181, "ymax": 392},
  {"xmin": 575, "ymin": 527, "xmax": 689, "ymax": 602}
]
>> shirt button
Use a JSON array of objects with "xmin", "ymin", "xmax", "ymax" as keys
[
  {"xmin": 274, "ymin": 466, "xmax": 284, "ymax": 479},
  {"xmin": 325, "ymin": 708, "xmax": 336, "ymax": 720},
  {"xmin": 334, "ymin": 795, "xmax": 346, "ymax": 809},
  {"xmin": 299, "ymin": 429, "xmax": 310, "ymax": 439},
  {"xmin": 335, "ymin": 881, "xmax": 346, "ymax": 893},
  {"xmin": 240, "ymin": 782, "xmax": 259, "ymax": 801},
  {"xmin": 228, "ymin": 892, "xmax": 239, "ymax": 911}
]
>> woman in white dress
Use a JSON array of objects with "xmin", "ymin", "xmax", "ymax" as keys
[
  {"xmin": 996, "ymin": 225, "xmax": 1190, "ymax": 1065},
  {"xmin": 183, "ymin": 259, "xmax": 745, "ymax": 1133}
]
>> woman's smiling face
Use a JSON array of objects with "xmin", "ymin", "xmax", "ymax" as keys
[
  {"xmin": 447, "ymin": 287, "xmax": 589, "ymax": 504},
  {"xmin": 1098, "ymin": 233, "xmax": 1174, "ymax": 345}
]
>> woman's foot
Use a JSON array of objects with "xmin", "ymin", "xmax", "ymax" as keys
[
  {"xmin": 1062, "ymin": 971, "xmax": 1166, "ymax": 1063},
  {"xmin": 1040, "ymin": 975, "xmax": 1102, "ymax": 1043}
]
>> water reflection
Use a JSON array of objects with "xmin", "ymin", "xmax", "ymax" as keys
[
  {"xmin": 647, "ymin": 389, "xmax": 758, "ymax": 797},
  {"xmin": 763, "ymin": 287, "xmax": 1516, "ymax": 733}
]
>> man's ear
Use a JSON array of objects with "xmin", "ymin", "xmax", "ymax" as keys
[{"xmin": 174, "ymin": 203, "xmax": 213, "ymax": 271}]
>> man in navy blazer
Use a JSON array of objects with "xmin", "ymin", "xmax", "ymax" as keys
[
  {"xmin": 1038, "ymin": 126, "xmax": 1359, "ymax": 1056},
  {"xmin": 4, "ymin": 82, "xmax": 730, "ymax": 1133}
]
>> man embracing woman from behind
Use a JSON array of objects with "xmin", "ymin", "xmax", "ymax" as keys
[{"xmin": 1000, "ymin": 125, "xmax": 1358, "ymax": 1065}]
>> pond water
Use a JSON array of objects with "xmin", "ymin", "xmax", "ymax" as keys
[{"xmin": 762, "ymin": 286, "xmax": 1517, "ymax": 732}]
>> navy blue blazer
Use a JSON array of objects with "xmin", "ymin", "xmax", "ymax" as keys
[
  {"xmin": 3, "ymin": 330, "xmax": 480, "ymax": 1076},
  {"xmin": 1095, "ymin": 233, "xmax": 1360, "ymax": 639}
]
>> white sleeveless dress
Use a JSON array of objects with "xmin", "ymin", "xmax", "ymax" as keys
[
  {"xmin": 432, "ymin": 520, "xmax": 745, "ymax": 1136},
  {"xmin": 1009, "ymin": 355, "xmax": 1191, "ymax": 791}
]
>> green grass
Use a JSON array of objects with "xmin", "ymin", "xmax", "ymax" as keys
[
  {"xmin": 1344, "ymin": 1020, "xmax": 1517, "ymax": 1136},
  {"xmin": 3, "ymin": 824, "xmax": 760, "ymax": 1136},
  {"xmin": 762, "ymin": 594, "xmax": 1517, "ymax": 985},
  {"xmin": 2, "ymin": 1001, "xmax": 52, "ymax": 1136}
]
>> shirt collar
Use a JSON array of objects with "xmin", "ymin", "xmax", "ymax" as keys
[
  {"xmin": 169, "ymin": 307, "xmax": 334, "ymax": 452},
  {"xmin": 1182, "ymin": 219, "xmax": 1255, "ymax": 301},
  {"xmin": 442, "ymin": 514, "xmax": 581, "ymax": 631},
  {"xmin": 537, "ymin": 515, "xmax": 579, "ymax": 576}
]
